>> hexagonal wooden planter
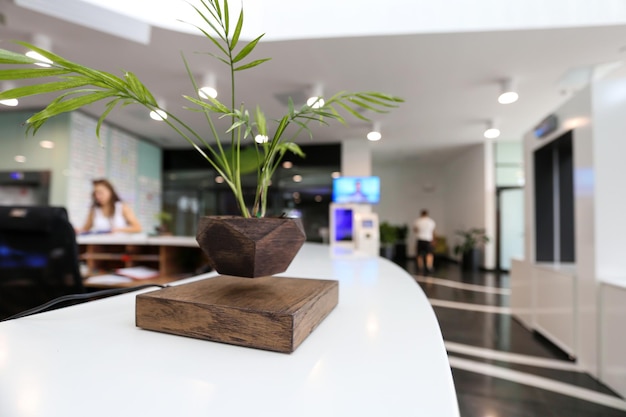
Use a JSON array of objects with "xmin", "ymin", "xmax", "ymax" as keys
[{"xmin": 196, "ymin": 216, "xmax": 306, "ymax": 278}]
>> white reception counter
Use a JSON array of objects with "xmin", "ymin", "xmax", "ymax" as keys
[{"xmin": 0, "ymin": 243, "xmax": 459, "ymax": 417}]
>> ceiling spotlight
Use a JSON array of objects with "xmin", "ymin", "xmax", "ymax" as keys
[
  {"xmin": 215, "ymin": 175, "xmax": 224, "ymax": 184},
  {"xmin": 149, "ymin": 98, "xmax": 167, "ymax": 121},
  {"xmin": 198, "ymin": 73, "xmax": 217, "ymax": 99},
  {"xmin": 331, "ymin": 171, "xmax": 341, "ymax": 178},
  {"xmin": 39, "ymin": 140, "xmax": 55, "ymax": 149},
  {"xmin": 307, "ymin": 83, "xmax": 325, "ymax": 109},
  {"xmin": 14, "ymin": 155, "xmax": 26, "ymax": 163},
  {"xmin": 149, "ymin": 109, "xmax": 167, "ymax": 121},
  {"xmin": 293, "ymin": 174, "xmax": 303, "ymax": 183},
  {"xmin": 26, "ymin": 34, "xmax": 53, "ymax": 67},
  {"xmin": 498, "ymin": 79, "xmax": 519, "ymax": 104},
  {"xmin": 282, "ymin": 161, "xmax": 293, "ymax": 169},
  {"xmin": 484, "ymin": 120, "xmax": 501, "ymax": 139},
  {"xmin": 0, "ymin": 82, "xmax": 18, "ymax": 107},
  {"xmin": 255, "ymin": 134, "xmax": 269, "ymax": 143},
  {"xmin": 367, "ymin": 121, "xmax": 382, "ymax": 141}
]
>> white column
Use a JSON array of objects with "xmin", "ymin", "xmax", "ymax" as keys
[
  {"xmin": 341, "ymin": 139, "xmax": 371, "ymax": 176},
  {"xmin": 483, "ymin": 140, "xmax": 496, "ymax": 269}
]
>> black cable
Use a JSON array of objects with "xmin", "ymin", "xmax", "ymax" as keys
[{"xmin": 0, "ymin": 284, "xmax": 168, "ymax": 322}]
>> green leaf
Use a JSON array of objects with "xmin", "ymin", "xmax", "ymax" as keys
[
  {"xmin": 124, "ymin": 71, "xmax": 152, "ymax": 103},
  {"xmin": 232, "ymin": 34, "xmax": 264, "ymax": 63},
  {"xmin": 213, "ymin": 0, "xmax": 222, "ymax": 19},
  {"xmin": 233, "ymin": 58, "xmax": 271, "ymax": 72},
  {"xmin": 278, "ymin": 142, "xmax": 306, "ymax": 158},
  {"xmin": 0, "ymin": 48, "xmax": 38, "ymax": 65},
  {"xmin": 0, "ymin": 78, "xmax": 93, "ymax": 100},
  {"xmin": 365, "ymin": 91, "xmax": 405, "ymax": 103},
  {"xmin": 355, "ymin": 93, "xmax": 400, "ymax": 108},
  {"xmin": 230, "ymin": 8, "xmax": 244, "ymax": 51},
  {"xmin": 196, "ymin": 52, "xmax": 230, "ymax": 66},
  {"xmin": 225, "ymin": 119, "xmax": 247, "ymax": 133},
  {"xmin": 334, "ymin": 100, "xmax": 368, "ymax": 121},
  {"xmin": 29, "ymin": 90, "xmax": 117, "ymax": 122},
  {"xmin": 0, "ymin": 68, "xmax": 71, "ymax": 80},
  {"xmin": 185, "ymin": 9, "xmax": 228, "ymax": 46},
  {"xmin": 288, "ymin": 97, "xmax": 295, "ymax": 116},
  {"xmin": 292, "ymin": 120, "xmax": 314, "ymax": 140},
  {"xmin": 26, "ymin": 90, "xmax": 117, "ymax": 135},
  {"xmin": 184, "ymin": 95, "xmax": 230, "ymax": 113},
  {"xmin": 255, "ymin": 106, "xmax": 266, "ymax": 135},
  {"xmin": 223, "ymin": 0, "xmax": 230, "ymax": 36},
  {"xmin": 96, "ymin": 98, "xmax": 122, "ymax": 139}
]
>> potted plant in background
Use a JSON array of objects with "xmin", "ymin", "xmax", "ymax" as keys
[
  {"xmin": 453, "ymin": 228, "xmax": 489, "ymax": 271},
  {"xmin": 154, "ymin": 211, "xmax": 173, "ymax": 236},
  {"xmin": 394, "ymin": 224, "xmax": 409, "ymax": 261},
  {"xmin": 379, "ymin": 222, "xmax": 399, "ymax": 260},
  {"xmin": 0, "ymin": 0, "xmax": 402, "ymax": 277}
]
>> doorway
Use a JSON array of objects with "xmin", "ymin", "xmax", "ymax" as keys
[{"xmin": 497, "ymin": 187, "xmax": 524, "ymax": 271}]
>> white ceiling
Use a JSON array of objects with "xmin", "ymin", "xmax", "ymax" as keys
[{"xmin": 2, "ymin": 1, "xmax": 626, "ymax": 162}]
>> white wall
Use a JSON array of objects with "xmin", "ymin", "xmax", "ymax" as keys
[
  {"xmin": 373, "ymin": 144, "xmax": 494, "ymax": 264},
  {"xmin": 442, "ymin": 144, "xmax": 492, "ymax": 266},
  {"xmin": 341, "ymin": 139, "xmax": 372, "ymax": 176},
  {"xmin": 373, "ymin": 157, "xmax": 446, "ymax": 256},
  {"xmin": 591, "ymin": 73, "xmax": 626, "ymax": 280}
]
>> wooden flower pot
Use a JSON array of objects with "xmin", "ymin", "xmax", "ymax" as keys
[
  {"xmin": 196, "ymin": 216, "xmax": 306, "ymax": 278},
  {"xmin": 137, "ymin": 216, "xmax": 337, "ymax": 353}
]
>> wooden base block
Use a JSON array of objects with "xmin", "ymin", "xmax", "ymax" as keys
[{"xmin": 135, "ymin": 275, "xmax": 339, "ymax": 353}]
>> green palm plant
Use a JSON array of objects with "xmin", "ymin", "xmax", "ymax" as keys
[{"xmin": 0, "ymin": 0, "xmax": 402, "ymax": 218}]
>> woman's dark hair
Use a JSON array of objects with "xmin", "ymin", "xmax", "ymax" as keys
[{"xmin": 91, "ymin": 179, "xmax": 121, "ymax": 215}]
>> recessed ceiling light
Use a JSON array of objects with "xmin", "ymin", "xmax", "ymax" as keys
[
  {"xmin": 14, "ymin": 155, "xmax": 26, "ymax": 163},
  {"xmin": 215, "ymin": 176, "xmax": 224, "ymax": 184},
  {"xmin": 282, "ymin": 161, "xmax": 293, "ymax": 169},
  {"xmin": 40, "ymin": 140, "xmax": 55, "ymax": 149},
  {"xmin": 292, "ymin": 174, "xmax": 303, "ymax": 183},
  {"xmin": 331, "ymin": 171, "xmax": 341, "ymax": 178}
]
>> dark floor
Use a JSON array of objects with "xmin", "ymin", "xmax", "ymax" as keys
[{"xmin": 396, "ymin": 258, "xmax": 626, "ymax": 417}]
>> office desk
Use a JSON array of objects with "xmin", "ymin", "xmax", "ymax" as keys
[
  {"xmin": 0, "ymin": 243, "xmax": 459, "ymax": 417},
  {"xmin": 77, "ymin": 234, "xmax": 206, "ymax": 288}
]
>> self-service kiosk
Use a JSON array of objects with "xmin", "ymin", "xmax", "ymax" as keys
[
  {"xmin": 353, "ymin": 211, "xmax": 379, "ymax": 256},
  {"xmin": 329, "ymin": 203, "xmax": 379, "ymax": 256}
]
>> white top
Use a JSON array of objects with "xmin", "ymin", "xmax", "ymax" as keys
[
  {"xmin": 0, "ymin": 243, "xmax": 459, "ymax": 417},
  {"xmin": 92, "ymin": 201, "xmax": 127, "ymax": 232},
  {"xmin": 414, "ymin": 216, "xmax": 436, "ymax": 241},
  {"xmin": 77, "ymin": 234, "xmax": 199, "ymax": 247}
]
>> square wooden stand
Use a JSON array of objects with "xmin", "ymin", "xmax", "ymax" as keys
[{"xmin": 135, "ymin": 275, "xmax": 339, "ymax": 353}]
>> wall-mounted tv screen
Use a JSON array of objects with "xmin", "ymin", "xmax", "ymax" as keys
[{"xmin": 332, "ymin": 176, "xmax": 380, "ymax": 204}]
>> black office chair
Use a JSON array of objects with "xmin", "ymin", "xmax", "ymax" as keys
[{"xmin": 0, "ymin": 206, "xmax": 84, "ymax": 320}]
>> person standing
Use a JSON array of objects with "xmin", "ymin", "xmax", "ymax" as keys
[{"xmin": 413, "ymin": 209, "xmax": 436, "ymax": 274}]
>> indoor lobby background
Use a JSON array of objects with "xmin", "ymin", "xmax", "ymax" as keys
[{"xmin": 2, "ymin": 1, "xmax": 626, "ymax": 416}]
